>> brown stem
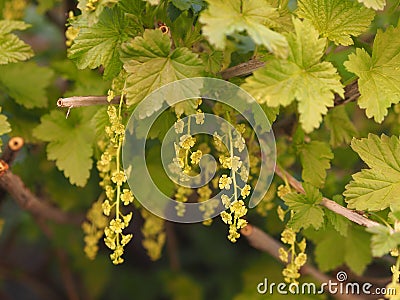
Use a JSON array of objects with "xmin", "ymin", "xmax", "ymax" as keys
[
  {"xmin": 0, "ymin": 164, "xmax": 83, "ymax": 225},
  {"xmin": 219, "ymin": 59, "xmax": 360, "ymax": 107},
  {"xmin": 57, "ymin": 95, "xmax": 121, "ymax": 108},
  {"xmin": 274, "ymin": 165, "xmax": 380, "ymax": 228},
  {"xmin": 220, "ymin": 59, "xmax": 266, "ymax": 79},
  {"xmin": 1, "ymin": 137, "xmax": 24, "ymax": 165},
  {"xmin": 241, "ymin": 224, "xmax": 366, "ymax": 300},
  {"xmin": 165, "ymin": 221, "xmax": 180, "ymax": 271},
  {"xmin": 35, "ymin": 217, "xmax": 80, "ymax": 300},
  {"xmin": 334, "ymin": 81, "xmax": 360, "ymax": 106}
]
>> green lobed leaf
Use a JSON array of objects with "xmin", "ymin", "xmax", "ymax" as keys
[
  {"xmin": 199, "ymin": 0, "xmax": 288, "ymax": 58},
  {"xmin": 324, "ymin": 105, "xmax": 358, "ymax": 147},
  {"xmin": 0, "ymin": 112, "xmax": 11, "ymax": 136},
  {"xmin": 77, "ymin": 0, "xmax": 119, "ymax": 26},
  {"xmin": 120, "ymin": 29, "xmax": 203, "ymax": 106},
  {"xmin": 145, "ymin": 0, "xmax": 160, "ymax": 4},
  {"xmin": 366, "ymin": 225, "xmax": 400, "ymax": 257},
  {"xmin": 0, "ymin": 20, "xmax": 33, "ymax": 64},
  {"xmin": 242, "ymin": 18, "xmax": 344, "ymax": 133},
  {"xmin": 0, "ymin": 62, "xmax": 53, "ymax": 108},
  {"xmin": 299, "ymin": 141, "xmax": 333, "ymax": 187},
  {"xmin": 297, "ymin": 0, "xmax": 375, "ymax": 46},
  {"xmin": 311, "ymin": 226, "xmax": 372, "ymax": 274},
  {"xmin": 344, "ymin": 134, "xmax": 400, "ymax": 211},
  {"xmin": 282, "ymin": 183, "xmax": 325, "ymax": 230},
  {"xmin": 0, "ymin": 107, "xmax": 12, "ymax": 150},
  {"xmin": 68, "ymin": 7, "xmax": 128, "ymax": 80},
  {"xmin": 344, "ymin": 25, "xmax": 400, "ymax": 123},
  {"xmin": 172, "ymin": 0, "xmax": 204, "ymax": 11},
  {"xmin": 33, "ymin": 109, "xmax": 96, "ymax": 187},
  {"xmin": 356, "ymin": 0, "xmax": 386, "ymax": 10},
  {"xmin": 200, "ymin": 50, "xmax": 223, "ymax": 74}
]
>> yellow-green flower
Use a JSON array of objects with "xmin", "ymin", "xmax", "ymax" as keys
[
  {"xmin": 174, "ymin": 119, "xmax": 184, "ymax": 134},
  {"xmin": 219, "ymin": 175, "xmax": 232, "ymax": 190},
  {"xmin": 107, "ymin": 106, "xmax": 117, "ymax": 120},
  {"xmin": 241, "ymin": 184, "xmax": 251, "ymax": 198},
  {"xmin": 231, "ymin": 156, "xmax": 242, "ymax": 172},
  {"xmin": 111, "ymin": 171, "xmax": 126, "ymax": 186},
  {"xmin": 179, "ymin": 134, "xmax": 196, "ymax": 150},
  {"xmin": 294, "ymin": 253, "xmax": 307, "ymax": 267},
  {"xmin": 231, "ymin": 200, "xmax": 247, "ymax": 218},
  {"xmin": 297, "ymin": 238, "xmax": 307, "ymax": 252},
  {"xmin": 105, "ymin": 185, "xmax": 114, "ymax": 200},
  {"xmin": 104, "ymin": 235, "xmax": 116, "ymax": 250},
  {"xmin": 235, "ymin": 124, "xmax": 246, "ymax": 135},
  {"xmin": 279, "ymin": 248, "xmax": 288, "ymax": 263},
  {"xmin": 121, "ymin": 189, "xmax": 134, "ymax": 205},
  {"xmin": 221, "ymin": 194, "xmax": 231, "ymax": 208},
  {"xmin": 236, "ymin": 218, "xmax": 247, "ymax": 229},
  {"xmin": 109, "ymin": 218, "xmax": 125, "ymax": 234},
  {"xmin": 102, "ymin": 200, "xmax": 112, "ymax": 216},
  {"xmin": 198, "ymin": 185, "xmax": 212, "ymax": 199},
  {"xmin": 277, "ymin": 205, "xmax": 286, "ymax": 222},
  {"xmin": 195, "ymin": 110, "xmax": 205, "ymax": 125},
  {"xmin": 384, "ymin": 283, "xmax": 400, "ymax": 299},
  {"xmin": 121, "ymin": 234, "xmax": 133, "ymax": 246},
  {"xmin": 107, "ymin": 89, "xmax": 115, "ymax": 102},
  {"xmin": 282, "ymin": 264, "xmax": 300, "ymax": 280},
  {"xmin": 277, "ymin": 184, "xmax": 291, "ymax": 198},
  {"xmin": 281, "ymin": 228, "xmax": 296, "ymax": 245},
  {"xmin": 123, "ymin": 212, "xmax": 133, "ymax": 227},
  {"xmin": 221, "ymin": 211, "xmax": 232, "ymax": 224},
  {"xmin": 228, "ymin": 224, "xmax": 240, "ymax": 242},
  {"xmin": 111, "ymin": 123, "xmax": 125, "ymax": 135},
  {"xmin": 190, "ymin": 150, "xmax": 202, "ymax": 164}
]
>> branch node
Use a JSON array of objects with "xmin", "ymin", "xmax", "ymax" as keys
[
  {"xmin": 241, "ymin": 224, "xmax": 253, "ymax": 236},
  {"xmin": 0, "ymin": 160, "xmax": 9, "ymax": 176}
]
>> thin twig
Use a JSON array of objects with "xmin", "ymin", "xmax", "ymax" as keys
[
  {"xmin": 57, "ymin": 95, "xmax": 121, "ymax": 108},
  {"xmin": 241, "ymin": 224, "xmax": 366, "ymax": 300},
  {"xmin": 334, "ymin": 81, "xmax": 360, "ymax": 106},
  {"xmin": 220, "ymin": 59, "xmax": 360, "ymax": 107},
  {"xmin": 0, "ymin": 165, "xmax": 84, "ymax": 225},
  {"xmin": 165, "ymin": 221, "xmax": 181, "ymax": 271},
  {"xmin": 220, "ymin": 59, "xmax": 266, "ymax": 79},
  {"xmin": 274, "ymin": 165, "xmax": 380, "ymax": 228}
]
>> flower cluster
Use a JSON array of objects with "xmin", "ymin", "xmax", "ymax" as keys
[
  {"xmin": 85, "ymin": 0, "xmax": 98, "ymax": 11},
  {"xmin": 220, "ymin": 199, "xmax": 248, "ymax": 242},
  {"xmin": 82, "ymin": 199, "xmax": 108, "ymax": 260},
  {"xmin": 279, "ymin": 228, "xmax": 307, "ymax": 284},
  {"xmin": 141, "ymin": 209, "xmax": 166, "ymax": 261},
  {"xmin": 386, "ymin": 221, "xmax": 400, "ymax": 299},
  {"xmin": 174, "ymin": 186, "xmax": 192, "ymax": 217},
  {"xmin": 94, "ymin": 89, "xmax": 135, "ymax": 264},
  {"xmin": 198, "ymin": 185, "xmax": 218, "ymax": 225},
  {"xmin": 65, "ymin": 11, "xmax": 79, "ymax": 47},
  {"xmin": 215, "ymin": 118, "xmax": 251, "ymax": 243},
  {"xmin": 171, "ymin": 101, "xmax": 208, "ymax": 217},
  {"xmin": 3, "ymin": 0, "xmax": 26, "ymax": 20}
]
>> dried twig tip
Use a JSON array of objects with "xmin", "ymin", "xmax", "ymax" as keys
[
  {"xmin": 240, "ymin": 224, "xmax": 253, "ymax": 236},
  {"xmin": 8, "ymin": 137, "xmax": 24, "ymax": 151},
  {"xmin": 57, "ymin": 98, "xmax": 64, "ymax": 107},
  {"xmin": 0, "ymin": 160, "xmax": 9, "ymax": 176}
]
